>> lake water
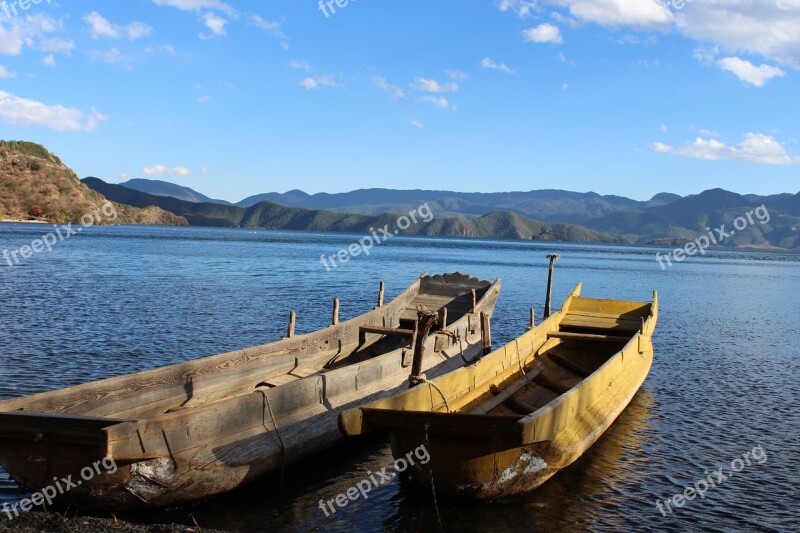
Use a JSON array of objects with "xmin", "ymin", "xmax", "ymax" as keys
[{"xmin": 1, "ymin": 224, "xmax": 798, "ymax": 532}]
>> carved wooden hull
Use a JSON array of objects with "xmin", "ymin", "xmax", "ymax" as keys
[
  {"xmin": 0, "ymin": 273, "xmax": 500, "ymax": 509},
  {"xmin": 340, "ymin": 284, "xmax": 657, "ymax": 499}
]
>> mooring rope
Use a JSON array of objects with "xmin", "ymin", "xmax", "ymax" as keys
[
  {"xmin": 435, "ymin": 329, "xmax": 466, "ymax": 362},
  {"xmin": 411, "ymin": 373, "xmax": 451, "ymax": 413},
  {"xmin": 260, "ymin": 390, "xmax": 287, "ymax": 487},
  {"xmin": 424, "ymin": 422, "xmax": 446, "ymax": 533}
]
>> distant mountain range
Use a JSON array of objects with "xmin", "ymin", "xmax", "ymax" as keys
[
  {"xmin": 120, "ymin": 180, "xmax": 685, "ymax": 221},
  {"xmin": 110, "ymin": 178, "xmax": 800, "ymax": 249},
  {"xmin": 3, "ymin": 142, "xmax": 798, "ymax": 250},
  {"xmin": 120, "ymin": 178, "xmax": 233, "ymax": 205},
  {"xmin": 84, "ymin": 177, "xmax": 623, "ymax": 244}
]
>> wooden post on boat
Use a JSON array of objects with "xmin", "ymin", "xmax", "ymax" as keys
[
  {"xmin": 471, "ymin": 289, "xmax": 477, "ymax": 314},
  {"xmin": 409, "ymin": 306, "xmax": 439, "ymax": 387},
  {"xmin": 287, "ymin": 310, "xmax": 296, "ymax": 338},
  {"xmin": 528, "ymin": 308, "xmax": 536, "ymax": 330},
  {"xmin": 377, "ymin": 281, "xmax": 385, "ymax": 308},
  {"xmin": 440, "ymin": 307, "xmax": 448, "ymax": 331},
  {"xmin": 544, "ymin": 254, "xmax": 560, "ymax": 319},
  {"xmin": 332, "ymin": 298, "xmax": 340, "ymax": 326},
  {"xmin": 480, "ymin": 312, "xmax": 492, "ymax": 355}
]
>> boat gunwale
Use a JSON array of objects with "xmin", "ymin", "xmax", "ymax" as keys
[
  {"xmin": 0, "ymin": 276, "xmax": 430, "ymax": 413},
  {"xmin": 340, "ymin": 284, "xmax": 658, "ymax": 447},
  {"xmin": 99, "ymin": 275, "xmax": 501, "ymax": 434}
]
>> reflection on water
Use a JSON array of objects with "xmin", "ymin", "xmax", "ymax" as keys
[{"xmin": 1, "ymin": 224, "xmax": 799, "ymax": 532}]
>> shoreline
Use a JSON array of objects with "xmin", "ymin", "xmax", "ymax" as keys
[
  {"xmin": 1, "ymin": 220, "xmax": 798, "ymax": 253},
  {"xmin": 0, "ymin": 511, "xmax": 225, "ymax": 532}
]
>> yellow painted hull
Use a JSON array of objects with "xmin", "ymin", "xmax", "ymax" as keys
[{"xmin": 340, "ymin": 283, "xmax": 658, "ymax": 499}]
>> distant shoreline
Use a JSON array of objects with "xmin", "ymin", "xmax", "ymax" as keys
[
  {"xmin": 1, "ymin": 221, "xmax": 796, "ymax": 254},
  {"xmin": 0, "ymin": 219, "xmax": 49, "ymax": 224}
]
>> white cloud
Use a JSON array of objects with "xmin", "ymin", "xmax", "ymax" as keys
[
  {"xmin": 84, "ymin": 12, "xmax": 153, "ymax": 41},
  {"xmin": 653, "ymin": 133, "xmax": 799, "ymax": 165},
  {"xmin": 561, "ymin": 0, "xmax": 672, "ymax": 27},
  {"xmin": 145, "ymin": 44, "xmax": 177, "ymax": 56},
  {"xmin": 300, "ymin": 75, "xmax": 344, "ymax": 90},
  {"xmin": 126, "ymin": 22, "xmax": 154, "ymax": 41},
  {"xmin": 501, "ymin": 0, "xmax": 670, "ymax": 28},
  {"xmin": 561, "ymin": 82, "xmax": 570, "ymax": 90},
  {"xmin": 84, "ymin": 12, "xmax": 119, "ymax": 39},
  {"xmin": 417, "ymin": 95, "xmax": 453, "ymax": 109},
  {"xmin": 290, "ymin": 59, "xmax": 313, "ymax": 72},
  {"xmin": 523, "ymin": 23, "xmax": 563, "ymax": 44},
  {"xmin": 89, "ymin": 48, "xmax": 132, "ymax": 69},
  {"xmin": 480, "ymin": 57, "xmax": 515, "ymax": 74},
  {"xmin": 142, "ymin": 165, "xmax": 192, "ymax": 177},
  {"xmin": 652, "ymin": 142, "xmax": 673, "ymax": 153},
  {"xmin": 251, "ymin": 15, "xmax": 289, "ymax": 50},
  {"xmin": 202, "ymin": 13, "xmax": 227, "ymax": 36},
  {"xmin": 36, "ymin": 38, "xmax": 75, "ymax": 55},
  {"xmin": 675, "ymin": 1, "xmax": 800, "ymax": 68},
  {"xmin": 716, "ymin": 57, "xmax": 786, "ymax": 87},
  {"xmin": 0, "ymin": 14, "xmax": 72, "ymax": 56},
  {"xmin": 0, "ymin": 91, "xmax": 107, "ymax": 132},
  {"xmin": 0, "ymin": 65, "xmax": 15, "ymax": 78},
  {"xmin": 497, "ymin": 0, "xmax": 539, "ymax": 18},
  {"xmin": 410, "ymin": 120, "xmax": 425, "ymax": 128},
  {"xmin": 660, "ymin": 124, "xmax": 668, "ymax": 132},
  {"xmin": 499, "ymin": 1, "xmax": 800, "ymax": 70},
  {"xmin": 152, "ymin": 0, "xmax": 236, "ymax": 18},
  {"xmin": 42, "ymin": 54, "xmax": 56, "ymax": 67},
  {"xmin": 373, "ymin": 76, "xmax": 405, "ymax": 99},
  {"xmin": 410, "ymin": 77, "xmax": 459, "ymax": 93},
  {"xmin": 446, "ymin": 70, "xmax": 469, "ymax": 81}
]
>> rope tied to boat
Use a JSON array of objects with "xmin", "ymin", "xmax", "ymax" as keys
[
  {"xmin": 259, "ymin": 389, "xmax": 287, "ymax": 488},
  {"xmin": 424, "ymin": 422, "xmax": 446, "ymax": 533},
  {"xmin": 410, "ymin": 373, "xmax": 451, "ymax": 413},
  {"xmin": 435, "ymin": 328, "xmax": 466, "ymax": 362}
]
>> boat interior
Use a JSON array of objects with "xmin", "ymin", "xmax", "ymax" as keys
[{"xmin": 458, "ymin": 297, "xmax": 652, "ymax": 418}]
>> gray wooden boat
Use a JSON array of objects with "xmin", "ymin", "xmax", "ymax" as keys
[{"xmin": 0, "ymin": 273, "xmax": 500, "ymax": 509}]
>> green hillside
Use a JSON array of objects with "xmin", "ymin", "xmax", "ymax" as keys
[{"xmin": 83, "ymin": 177, "xmax": 624, "ymax": 244}]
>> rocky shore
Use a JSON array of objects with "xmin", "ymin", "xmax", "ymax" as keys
[{"xmin": 0, "ymin": 512, "xmax": 226, "ymax": 533}]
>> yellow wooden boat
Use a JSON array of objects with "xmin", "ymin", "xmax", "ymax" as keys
[{"xmin": 339, "ymin": 283, "xmax": 658, "ymax": 499}]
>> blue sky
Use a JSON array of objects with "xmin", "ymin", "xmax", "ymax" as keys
[{"xmin": 0, "ymin": 0, "xmax": 798, "ymax": 202}]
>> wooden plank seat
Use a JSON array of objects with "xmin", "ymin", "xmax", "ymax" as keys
[
  {"xmin": 359, "ymin": 325, "xmax": 415, "ymax": 345},
  {"xmin": 560, "ymin": 310, "xmax": 641, "ymax": 332},
  {"xmin": 548, "ymin": 331, "xmax": 631, "ymax": 343}
]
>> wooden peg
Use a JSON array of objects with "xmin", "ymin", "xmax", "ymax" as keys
[{"xmin": 287, "ymin": 310, "xmax": 296, "ymax": 338}]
